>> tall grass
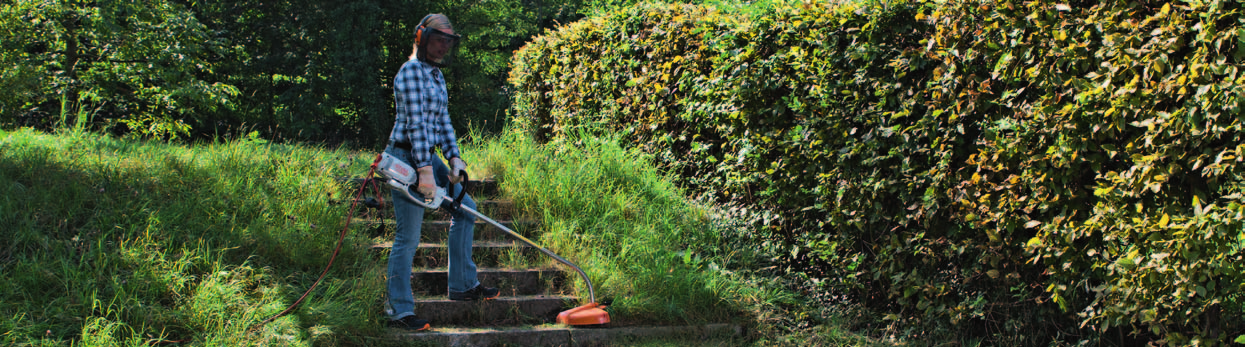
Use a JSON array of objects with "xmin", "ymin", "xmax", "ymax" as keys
[
  {"xmin": 470, "ymin": 130, "xmax": 781, "ymax": 326},
  {"xmin": 470, "ymin": 130, "xmax": 899, "ymax": 345},
  {"xmin": 0, "ymin": 128, "xmax": 385, "ymax": 346}
]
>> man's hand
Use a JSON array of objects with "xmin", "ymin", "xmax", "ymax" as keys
[
  {"xmin": 449, "ymin": 157, "xmax": 468, "ymax": 185},
  {"xmin": 416, "ymin": 166, "xmax": 437, "ymax": 198}
]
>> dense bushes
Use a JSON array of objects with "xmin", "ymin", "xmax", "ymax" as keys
[
  {"xmin": 0, "ymin": 0, "xmax": 236, "ymax": 138},
  {"xmin": 509, "ymin": 0, "xmax": 1245, "ymax": 344}
]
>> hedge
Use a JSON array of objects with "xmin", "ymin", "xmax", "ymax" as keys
[{"xmin": 509, "ymin": 0, "xmax": 1245, "ymax": 344}]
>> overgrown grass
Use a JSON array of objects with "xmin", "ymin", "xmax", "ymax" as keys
[
  {"xmin": 469, "ymin": 130, "xmax": 899, "ymax": 345},
  {"xmin": 472, "ymin": 131, "xmax": 750, "ymax": 325},
  {"xmin": 0, "ymin": 128, "xmax": 386, "ymax": 346},
  {"xmin": 2, "ymin": 127, "xmax": 887, "ymax": 346}
]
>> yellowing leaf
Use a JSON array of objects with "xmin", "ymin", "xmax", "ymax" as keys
[
  {"xmin": 1027, "ymin": 237, "xmax": 1042, "ymax": 247},
  {"xmin": 1159, "ymin": 213, "xmax": 1170, "ymax": 228}
]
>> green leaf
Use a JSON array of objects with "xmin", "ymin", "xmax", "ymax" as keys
[
  {"xmin": 1234, "ymin": 335, "xmax": 1245, "ymax": 344},
  {"xmin": 1116, "ymin": 252, "xmax": 1137, "ymax": 271}
]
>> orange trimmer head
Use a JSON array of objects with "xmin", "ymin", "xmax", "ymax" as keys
[{"xmin": 557, "ymin": 302, "xmax": 610, "ymax": 326}]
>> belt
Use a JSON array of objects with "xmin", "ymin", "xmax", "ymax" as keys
[{"xmin": 392, "ymin": 142, "xmax": 412, "ymax": 150}]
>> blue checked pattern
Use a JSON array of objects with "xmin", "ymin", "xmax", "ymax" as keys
[{"xmin": 389, "ymin": 59, "xmax": 461, "ymax": 168}]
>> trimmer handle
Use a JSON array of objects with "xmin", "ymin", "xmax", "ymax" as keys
[
  {"xmin": 388, "ymin": 180, "xmax": 445, "ymax": 209},
  {"xmin": 447, "ymin": 170, "xmax": 469, "ymax": 211},
  {"xmin": 376, "ymin": 152, "xmax": 469, "ymax": 211},
  {"xmin": 387, "ymin": 169, "xmax": 469, "ymax": 211}
]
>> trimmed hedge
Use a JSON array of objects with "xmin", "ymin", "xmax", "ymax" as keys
[{"xmin": 509, "ymin": 0, "xmax": 1245, "ymax": 344}]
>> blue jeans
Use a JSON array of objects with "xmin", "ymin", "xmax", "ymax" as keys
[{"xmin": 384, "ymin": 145, "xmax": 479, "ymax": 320}]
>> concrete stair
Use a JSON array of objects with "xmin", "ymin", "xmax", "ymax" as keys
[
  {"xmin": 347, "ymin": 177, "xmax": 746, "ymax": 346},
  {"xmin": 354, "ymin": 219, "xmax": 541, "ymax": 241},
  {"xmin": 409, "ymin": 268, "xmax": 566, "ymax": 296},
  {"xmin": 392, "ymin": 324, "xmax": 746, "ymax": 347}
]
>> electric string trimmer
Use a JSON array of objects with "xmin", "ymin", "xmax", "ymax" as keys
[{"xmin": 377, "ymin": 152, "xmax": 610, "ymax": 326}]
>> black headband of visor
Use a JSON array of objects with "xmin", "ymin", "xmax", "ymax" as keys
[{"xmin": 418, "ymin": 27, "xmax": 460, "ymax": 46}]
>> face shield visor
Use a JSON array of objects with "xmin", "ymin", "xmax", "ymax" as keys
[{"xmin": 417, "ymin": 27, "xmax": 461, "ymax": 68}]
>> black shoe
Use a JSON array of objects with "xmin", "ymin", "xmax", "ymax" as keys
[
  {"xmin": 387, "ymin": 315, "xmax": 430, "ymax": 331},
  {"xmin": 449, "ymin": 284, "xmax": 500, "ymax": 301}
]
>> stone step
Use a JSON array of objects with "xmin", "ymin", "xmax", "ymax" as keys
[
  {"xmin": 390, "ymin": 323, "xmax": 748, "ymax": 346},
  {"xmin": 412, "ymin": 295, "xmax": 575, "ymax": 326},
  {"xmin": 355, "ymin": 219, "xmax": 540, "ymax": 241},
  {"xmin": 339, "ymin": 177, "xmax": 500, "ymax": 197},
  {"xmin": 371, "ymin": 241, "xmax": 551, "ymax": 268},
  {"xmin": 411, "ymin": 268, "xmax": 567, "ymax": 296},
  {"xmin": 425, "ymin": 200, "xmax": 519, "ymax": 221},
  {"xmin": 340, "ymin": 199, "xmax": 520, "ymax": 221}
]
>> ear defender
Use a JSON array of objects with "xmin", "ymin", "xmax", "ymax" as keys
[
  {"xmin": 411, "ymin": 14, "xmax": 459, "ymax": 67},
  {"xmin": 415, "ymin": 14, "xmax": 433, "ymax": 45}
]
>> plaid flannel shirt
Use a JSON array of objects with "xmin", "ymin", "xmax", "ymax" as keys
[{"xmin": 388, "ymin": 59, "xmax": 461, "ymax": 168}]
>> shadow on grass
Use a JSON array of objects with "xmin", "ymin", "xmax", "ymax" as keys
[{"xmin": 0, "ymin": 131, "xmax": 384, "ymax": 345}]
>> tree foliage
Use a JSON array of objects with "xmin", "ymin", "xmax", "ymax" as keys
[
  {"xmin": 1, "ymin": 0, "xmax": 588, "ymax": 144},
  {"xmin": 1, "ymin": 0, "xmax": 236, "ymax": 138}
]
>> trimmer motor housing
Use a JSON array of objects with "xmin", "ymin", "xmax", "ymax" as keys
[
  {"xmin": 376, "ymin": 152, "xmax": 447, "ymax": 209},
  {"xmin": 378, "ymin": 152, "xmax": 417, "ymax": 186}
]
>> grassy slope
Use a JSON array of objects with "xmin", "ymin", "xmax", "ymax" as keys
[
  {"xmin": 1, "ymin": 128, "xmax": 884, "ymax": 346},
  {"xmin": 1, "ymin": 128, "xmax": 390, "ymax": 346}
]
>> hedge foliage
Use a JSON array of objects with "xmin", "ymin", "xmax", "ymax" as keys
[{"xmin": 509, "ymin": 0, "xmax": 1245, "ymax": 344}]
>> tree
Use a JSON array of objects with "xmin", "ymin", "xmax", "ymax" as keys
[
  {"xmin": 0, "ymin": 0, "xmax": 237, "ymax": 138},
  {"xmin": 3, "ymin": 0, "xmax": 589, "ymax": 144}
]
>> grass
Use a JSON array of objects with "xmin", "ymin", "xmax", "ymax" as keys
[
  {"xmin": 472, "ymin": 131, "xmax": 746, "ymax": 326},
  {"xmin": 468, "ymin": 131, "xmax": 899, "ymax": 345},
  {"xmin": 1, "ymin": 128, "xmax": 385, "ymax": 345},
  {"xmin": 1, "ymin": 127, "xmax": 886, "ymax": 346}
]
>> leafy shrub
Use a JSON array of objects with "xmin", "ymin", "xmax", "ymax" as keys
[
  {"xmin": 509, "ymin": 0, "xmax": 1245, "ymax": 344},
  {"xmin": 0, "ymin": 0, "xmax": 236, "ymax": 138}
]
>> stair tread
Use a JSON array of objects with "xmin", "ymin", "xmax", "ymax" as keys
[
  {"xmin": 409, "ymin": 294, "xmax": 577, "ymax": 326},
  {"xmin": 412, "ymin": 294, "xmax": 574, "ymax": 301},
  {"xmin": 389, "ymin": 323, "xmax": 749, "ymax": 346},
  {"xmin": 395, "ymin": 323, "xmax": 741, "ymax": 333},
  {"xmin": 414, "ymin": 267, "xmax": 560, "ymax": 273},
  {"xmin": 339, "ymin": 177, "xmax": 500, "ymax": 197},
  {"xmin": 352, "ymin": 219, "xmax": 537, "ymax": 225},
  {"xmin": 370, "ymin": 241, "xmax": 530, "ymax": 248},
  {"xmin": 344, "ymin": 198, "xmax": 514, "ymax": 203},
  {"xmin": 338, "ymin": 177, "xmax": 499, "ymax": 187}
]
